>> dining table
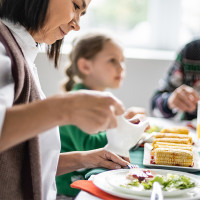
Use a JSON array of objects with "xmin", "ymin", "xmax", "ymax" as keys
[{"xmin": 74, "ymin": 117, "xmax": 200, "ymax": 200}]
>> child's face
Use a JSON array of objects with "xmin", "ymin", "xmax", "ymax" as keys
[{"xmin": 86, "ymin": 40, "xmax": 125, "ymax": 91}]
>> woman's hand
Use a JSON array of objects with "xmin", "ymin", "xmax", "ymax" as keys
[
  {"xmin": 57, "ymin": 148, "xmax": 130, "ymax": 176},
  {"xmin": 168, "ymin": 84, "xmax": 199, "ymax": 112},
  {"xmin": 0, "ymin": 90, "xmax": 123, "ymax": 152},
  {"xmin": 80, "ymin": 148, "xmax": 130, "ymax": 169},
  {"xmin": 59, "ymin": 90, "xmax": 124, "ymax": 134}
]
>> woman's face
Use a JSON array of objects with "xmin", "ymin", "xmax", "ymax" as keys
[{"xmin": 32, "ymin": 0, "xmax": 91, "ymax": 44}]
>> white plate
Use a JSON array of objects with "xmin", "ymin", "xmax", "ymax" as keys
[
  {"xmin": 105, "ymin": 169, "xmax": 196, "ymax": 197},
  {"xmin": 143, "ymin": 143, "xmax": 200, "ymax": 172},
  {"xmin": 93, "ymin": 169, "xmax": 200, "ymax": 200}
]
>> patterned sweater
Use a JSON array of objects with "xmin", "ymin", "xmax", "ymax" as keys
[{"xmin": 151, "ymin": 39, "xmax": 200, "ymax": 120}]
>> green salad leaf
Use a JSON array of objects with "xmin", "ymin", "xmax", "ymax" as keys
[
  {"xmin": 141, "ymin": 176, "xmax": 164, "ymax": 190},
  {"xmin": 120, "ymin": 173, "xmax": 195, "ymax": 191},
  {"xmin": 145, "ymin": 125, "xmax": 161, "ymax": 133},
  {"xmin": 162, "ymin": 174, "xmax": 195, "ymax": 191},
  {"xmin": 120, "ymin": 179, "xmax": 139, "ymax": 188}
]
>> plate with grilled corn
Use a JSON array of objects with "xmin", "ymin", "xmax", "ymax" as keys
[
  {"xmin": 143, "ymin": 126, "xmax": 200, "ymax": 172},
  {"xmin": 143, "ymin": 142, "xmax": 200, "ymax": 172}
]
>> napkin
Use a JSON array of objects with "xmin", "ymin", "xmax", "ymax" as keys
[
  {"xmin": 105, "ymin": 115, "xmax": 149, "ymax": 157},
  {"xmin": 71, "ymin": 180, "xmax": 130, "ymax": 200},
  {"xmin": 85, "ymin": 168, "xmax": 108, "ymax": 180}
]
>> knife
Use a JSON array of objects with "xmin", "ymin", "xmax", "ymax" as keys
[{"xmin": 150, "ymin": 182, "xmax": 163, "ymax": 200}]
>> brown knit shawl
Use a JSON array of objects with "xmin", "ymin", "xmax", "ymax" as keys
[{"xmin": 0, "ymin": 21, "xmax": 42, "ymax": 200}]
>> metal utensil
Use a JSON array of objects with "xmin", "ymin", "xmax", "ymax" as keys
[
  {"xmin": 150, "ymin": 182, "xmax": 163, "ymax": 200},
  {"xmin": 131, "ymin": 132, "xmax": 155, "ymax": 151},
  {"xmin": 131, "ymin": 133, "xmax": 146, "ymax": 150},
  {"xmin": 123, "ymin": 164, "xmax": 139, "ymax": 169}
]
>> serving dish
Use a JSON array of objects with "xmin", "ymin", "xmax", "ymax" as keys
[{"xmin": 143, "ymin": 143, "xmax": 200, "ymax": 172}]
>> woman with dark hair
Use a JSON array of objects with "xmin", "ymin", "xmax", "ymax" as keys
[{"xmin": 0, "ymin": 0, "xmax": 129, "ymax": 199}]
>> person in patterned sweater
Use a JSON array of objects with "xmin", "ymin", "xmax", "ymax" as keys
[{"xmin": 151, "ymin": 39, "xmax": 200, "ymax": 120}]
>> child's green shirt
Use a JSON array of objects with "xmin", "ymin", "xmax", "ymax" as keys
[{"xmin": 56, "ymin": 83, "xmax": 107, "ymax": 197}]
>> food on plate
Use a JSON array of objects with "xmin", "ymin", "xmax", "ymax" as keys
[
  {"xmin": 145, "ymin": 125, "xmax": 161, "ymax": 133},
  {"xmin": 150, "ymin": 126, "xmax": 194, "ymax": 167},
  {"xmin": 152, "ymin": 138, "xmax": 192, "ymax": 145},
  {"xmin": 160, "ymin": 127, "xmax": 189, "ymax": 135},
  {"xmin": 151, "ymin": 142, "xmax": 193, "ymax": 156},
  {"xmin": 153, "ymin": 142, "xmax": 192, "ymax": 149},
  {"xmin": 120, "ymin": 169, "xmax": 195, "ymax": 191},
  {"xmin": 126, "ymin": 169, "xmax": 153, "ymax": 182},
  {"xmin": 154, "ymin": 133, "xmax": 192, "ymax": 143},
  {"xmin": 153, "ymin": 148, "xmax": 193, "ymax": 167},
  {"xmin": 152, "ymin": 142, "xmax": 192, "ymax": 151}
]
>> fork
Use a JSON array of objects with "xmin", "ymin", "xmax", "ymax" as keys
[
  {"xmin": 131, "ymin": 133, "xmax": 155, "ymax": 151},
  {"xmin": 131, "ymin": 133, "xmax": 147, "ymax": 151},
  {"xmin": 124, "ymin": 164, "xmax": 139, "ymax": 169}
]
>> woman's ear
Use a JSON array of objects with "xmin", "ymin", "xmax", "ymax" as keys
[{"xmin": 77, "ymin": 58, "xmax": 92, "ymax": 76}]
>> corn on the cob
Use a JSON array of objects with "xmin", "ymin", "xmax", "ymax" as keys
[
  {"xmin": 154, "ymin": 148, "xmax": 193, "ymax": 167},
  {"xmin": 153, "ymin": 142, "xmax": 191, "ymax": 148},
  {"xmin": 160, "ymin": 127, "xmax": 189, "ymax": 135},
  {"xmin": 154, "ymin": 133, "xmax": 192, "ymax": 143},
  {"xmin": 153, "ymin": 138, "xmax": 191, "ymax": 145},
  {"xmin": 153, "ymin": 143, "xmax": 192, "ymax": 151},
  {"xmin": 151, "ymin": 144, "xmax": 193, "ymax": 156}
]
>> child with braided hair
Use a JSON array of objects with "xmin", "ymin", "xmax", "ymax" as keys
[{"xmin": 56, "ymin": 32, "xmax": 145, "ymax": 197}]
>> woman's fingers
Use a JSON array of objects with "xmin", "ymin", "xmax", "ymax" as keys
[
  {"xmin": 120, "ymin": 156, "xmax": 131, "ymax": 163},
  {"xmin": 81, "ymin": 148, "xmax": 130, "ymax": 170},
  {"xmin": 62, "ymin": 90, "xmax": 125, "ymax": 134},
  {"xmin": 102, "ymin": 150, "xmax": 130, "ymax": 168}
]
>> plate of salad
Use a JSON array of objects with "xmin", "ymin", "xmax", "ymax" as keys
[{"xmin": 93, "ymin": 168, "xmax": 200, "ymax": 199}]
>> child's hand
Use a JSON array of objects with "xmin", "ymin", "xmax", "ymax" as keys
[
  {"xmin": 168, "ymin": 84, "xmax": 199, "ymax": 112},
  {"xmin": 128, "ymin": 114, "xmax": 150, "ymax": 132},
  {"xmin": 124, "ymin": 106, "xmax": 146, "ymax": 119}
]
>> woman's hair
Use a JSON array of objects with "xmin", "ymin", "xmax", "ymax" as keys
[
  {"xmin": 64, "ymin": 33, "xmax": 113, "ymax": 91},
  {"xmin": 0, "ymin": 0, "xmax": 62, "ymax": 67}
]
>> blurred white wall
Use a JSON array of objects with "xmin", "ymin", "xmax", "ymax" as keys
[{"xmin": 35, "ymin": 51, "xmax": 174, "ymax": 115}]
